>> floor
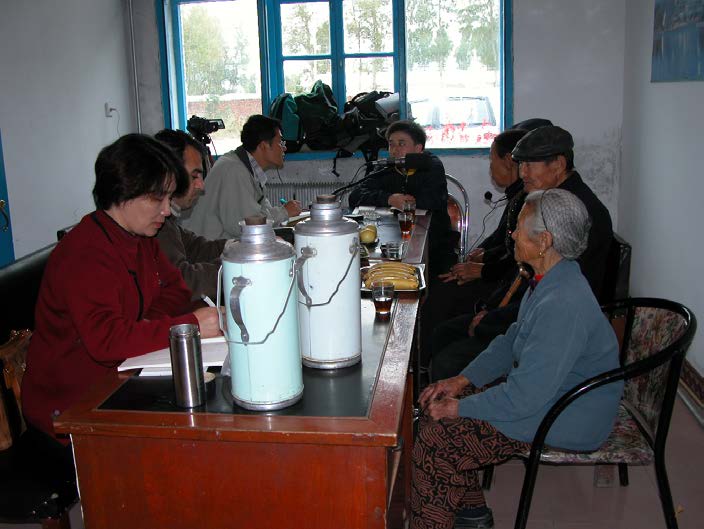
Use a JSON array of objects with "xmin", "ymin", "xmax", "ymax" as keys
[{"xmin": 2, "ymin": 396, "xmax": 701, "ymax": 529}]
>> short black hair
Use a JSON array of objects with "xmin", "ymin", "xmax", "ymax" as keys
[
  {"xmin": 493, "ymin": 129, "xmax": 529, "ymax": 158},
  {"xmin": 241, "ymin": 115, "xmax": 282, "ymax": 153},
  {"xmin": 385, "ymin": 120, "xmax": 427, "ymax": 149},
  {"xmin": 154, "ymin": 129, "xmax": 206, "ymax": 161},
  {"xmin": 92, "ymin": 134, "xmax": 189, "ymax": 210}
]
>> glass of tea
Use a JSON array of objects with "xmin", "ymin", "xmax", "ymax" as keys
[
  {"xmin": 402, "ymin": 199, "xmax": 416, "ymax": 224},
  {"xmin": 398, "ymin": 212, "xmax": 413, "ymax": 240},
  {"xmin": 371, "ymin": 279, "xmax": 394, "ymax": 318}
]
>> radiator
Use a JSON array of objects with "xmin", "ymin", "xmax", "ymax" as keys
[{"xmin": 266, "ymin": 181, "xmax": 352, "ymax": 208}]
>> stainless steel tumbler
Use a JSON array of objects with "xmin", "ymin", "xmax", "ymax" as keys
[{"xmin": 169, "ymin": 323, "xmax": 205, "ymax": 408}]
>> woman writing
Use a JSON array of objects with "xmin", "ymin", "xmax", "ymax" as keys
[
  {"xmin": 22, "ymin": 134, "xmax": 221, "ymax": 447},
  {"xmin": 412, "ymin": 189, "xmax": 623, "ymax": 529}
]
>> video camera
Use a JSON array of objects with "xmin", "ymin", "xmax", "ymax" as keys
[{"xmin": 187, "ymin": 115, "xmax": 225, "ymax": 147}]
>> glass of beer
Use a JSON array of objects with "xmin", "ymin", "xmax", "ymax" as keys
[
  {"xmin": 371, "ymin": 280, "xmax": 394, "ymax": 318},
  {"xmin": 398, "ymin": 212, "xmax": 413, "ymax": 240}
]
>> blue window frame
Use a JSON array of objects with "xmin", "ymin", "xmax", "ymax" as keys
[{"xmin": 159, "ymin": 0, "xmax": 512, "ymax": 156}]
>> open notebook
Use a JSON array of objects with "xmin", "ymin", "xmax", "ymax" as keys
[{"xmin": 118, "ymin": 336, "xmax": 228, "ymax": 377}]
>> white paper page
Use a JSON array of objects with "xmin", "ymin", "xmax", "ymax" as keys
[{"xmin": 119, "ymin": 335, "xmax": 228, "ymax": 375}]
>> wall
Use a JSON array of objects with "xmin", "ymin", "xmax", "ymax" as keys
[
  {"xmin": 621, "ymin": 0, "xmax": 704, "ymax": 372},
  {"xmin": 0, "ymin": 0, "xmax": 135, "ymax": 257},
  {"xmin": 131, "ymin": 0, "xmax": 626, "ymax": 248}
]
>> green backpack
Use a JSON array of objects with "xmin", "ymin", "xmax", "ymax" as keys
[{"xmin": 269, "ymin": 93, "xmax": 304, "ymax": 153}]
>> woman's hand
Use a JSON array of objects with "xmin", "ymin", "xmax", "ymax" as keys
[
  {"xmin": 453, "ymin": 262, "xmax": 484, "ymax": 284},
  {"xmin": 426, "ymin": 397, "xmax": 460, "ymax": 420},
  {"xmin": 418, "ymin": 375, "xmax": 469, "ymax": 410},
  {"xmin": 193, "ymin": 307, "xmax": 223, "ymax": 339}
]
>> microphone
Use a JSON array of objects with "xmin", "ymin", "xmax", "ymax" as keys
[
  {"xmin": 366, "ymin": 152, "xmax": 433, "ymax": 171},
  {"xmin": 484, "ymin": 191, "xmax": 508, "ymax": 206}
]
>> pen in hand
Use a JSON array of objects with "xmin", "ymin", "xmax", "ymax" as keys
[{"xmin": 201, "ymin": 295, "xmax": 216, "ymax": 307}]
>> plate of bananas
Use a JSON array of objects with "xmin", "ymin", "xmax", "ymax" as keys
[{"xmin": 361, "ymin": 262, "xmax": 426, "ymax": 292}]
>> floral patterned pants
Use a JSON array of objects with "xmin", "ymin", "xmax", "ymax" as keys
[{"xmin": 411, "ymin": 387, "xmax": 530, "ymax": 529}]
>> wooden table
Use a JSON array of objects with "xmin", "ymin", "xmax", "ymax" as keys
[{"xmin": 55, "ymin": 214, "xmax": 430, "ymax": 529}]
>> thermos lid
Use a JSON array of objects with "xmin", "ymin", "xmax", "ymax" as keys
[
  {"xmin": 222, "ymin": 217, "xmax": 294, "ymax": 263},
  {"xmin": 295, "ymin": 195, "xmax": 358, "ymax": 236}
]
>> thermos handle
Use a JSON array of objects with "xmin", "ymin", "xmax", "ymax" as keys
[
  {"xmin": 216, "ymin": 265, "xmax": 226, "ymax": 334},
  {"xmin": 294, "ymin": 246, "xmax": 316, "ymax": 307},
  {"xmin": 229, "ymin": 276, "xmax": 252, "ymax": 344},
  {"xmin": 296, "ymin": 238, "xmax": 360, "ymax": 308},
  {"xmin": 226, "ymin": 266, "xmax": 297, "ymax": 346}
]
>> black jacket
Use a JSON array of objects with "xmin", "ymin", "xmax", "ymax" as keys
[{"xmin": 348, "ymin": 154, "xmax": 454, "ymax": 272}]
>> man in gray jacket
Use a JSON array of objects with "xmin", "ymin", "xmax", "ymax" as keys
[
  {"xmin": 180, "ymin": 115, "xmax": 301, "ymax": 239},
  {"xmin": 155, "ymin": 129, "xmax": 228, "ymax": 300}
]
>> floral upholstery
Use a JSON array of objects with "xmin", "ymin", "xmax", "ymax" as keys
[
  {"xmin": 534, "ymin": 404, "xmax": 653, "ymax": 464},
  {"xmin": 622, "ymin": 307, "xmax": 685, "ymax": 437}
]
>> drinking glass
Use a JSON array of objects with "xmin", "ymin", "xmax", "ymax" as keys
[
  {"xmin": 398, "ymin": 212, "xmax": 413, "ymax": 240},
  {"xmin": 385, "ymin": 241, "xmax": 403, "ymax": 260},
  {"xmin": 402, "ymin": 199, "xmax": 416, "ymax": 224},
  {"xmin": 371, "ymin": 280, "xmax": 394, "ymax": 317}
]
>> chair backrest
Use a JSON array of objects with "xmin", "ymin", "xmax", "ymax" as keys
[
  {"xmin": 447, "ymin": 193, "xmax": 463, "ymax": 233},
  {"xmin": 445, "ymin": 174, "xmax": 469, "ymax": 261},
  {"xmin": 532, "ymin": 298, "xmax": 696, "ymax": 454},
  {"xmin": 613, "ymin": 300, "xmax": 691, "ymax": 444},
  {"xmin": 0, "ymin": 329, "xmax": 31, "ymax": 449}
]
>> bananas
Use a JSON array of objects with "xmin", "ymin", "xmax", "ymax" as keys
[{"xmin": 363, "ymin": 262, "xmax": 420, "ymax": 290}]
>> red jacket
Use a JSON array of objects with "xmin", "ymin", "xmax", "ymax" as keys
[{"xmin": 22, "ymin": 210, "xmax": 198, "ymax": 438}]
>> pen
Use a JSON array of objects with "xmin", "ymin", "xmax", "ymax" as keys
[
  {"xmin": 201, "ymin": 295, "xmax": 216, "ymax": 307},
  {"xmin": 280, "ymin": 198, "xmax": 287, "ymax": 204}
]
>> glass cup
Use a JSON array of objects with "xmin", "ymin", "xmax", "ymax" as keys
[
  {"xmin": 398, "ymin": 212, "xmax": 413, "ymax": 240},
  {"xmin": 402, "ymin": 199, "xmax": 416, "ymax": 224},
  {"xmin": 371, "ymin": 279, "xmax": 394, "ymax": 318},
  {"xmin": 385, "ymin": 241, "xmax": 403, "ymax": 260}
]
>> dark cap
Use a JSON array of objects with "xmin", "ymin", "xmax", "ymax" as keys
[
  {"xmin": 511, "ymin": 126, "xmax": 574, "ymax": 162},
  {"xmin": 509, "ymin": 118, "xmax": 553, "ymax": 132}
]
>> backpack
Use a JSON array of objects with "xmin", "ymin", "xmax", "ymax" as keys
[
  {"xmin": 294, "ymin": 80, "xmax": 341, "ymax": 151},
  {"xmin": 269, "ymin": 93, "xmax": 304, "ymax": 153}
]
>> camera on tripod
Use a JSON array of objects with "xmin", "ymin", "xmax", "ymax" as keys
[{"xmin": 187, "ymin": 115, "xmax": 225, "ymax": 147}]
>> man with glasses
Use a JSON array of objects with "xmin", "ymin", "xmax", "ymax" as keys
[{"xmin": 181, "ymin": 114, "xmax": 302, "ymax": 239}]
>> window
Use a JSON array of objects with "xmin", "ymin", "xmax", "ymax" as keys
[{"xmin": 162, "ymin": 0, "xmax": 510, "ymax": 154}]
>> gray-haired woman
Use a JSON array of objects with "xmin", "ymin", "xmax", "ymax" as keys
[{"xmin": 412, "ymin": 189, "xmax": 623, "ymax": 529}]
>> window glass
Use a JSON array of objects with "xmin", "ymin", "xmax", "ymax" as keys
[
  {"xmin": 284, "ymin": 59, "xmax": 334, "ymax": 95},
  {"xmin": 282, "ymin": 3, "xmax": 331, "ymax": 56},
  {"xmin": 179, "ymin": 0, "xmax": 261, "ymax": 154},
  {"xmin": 406, "ymin": 0, "xmax": 501, "ymax": 149},
  {"xmin": 344, "ymin": 57, "xmax": 394, "ymax": 101},
  {"xmin": 343, "ymin": 0, "xmax": 393, "ymax": 54}
]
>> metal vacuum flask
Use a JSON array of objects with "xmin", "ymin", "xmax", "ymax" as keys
[
  {"xmin": 217, "ymin": 217, "xmax": 303, "ymax": 410},
  {"xmin": 294, "ymin": 196, "xmax": 361, "ymax": 369}
]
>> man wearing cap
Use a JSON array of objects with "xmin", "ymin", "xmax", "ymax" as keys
[{"xmin": 430, "ymin": 125, "xmax": 613, "ymax": 381}]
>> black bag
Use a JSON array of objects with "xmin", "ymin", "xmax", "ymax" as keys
[{"xmin": 294, "ymin": 80, "xmax": 341, "ymax": 151}]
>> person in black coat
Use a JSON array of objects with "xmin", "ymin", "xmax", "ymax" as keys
[
  {"xmin": 349, "ymin": 120, "xmax": 454, "ymax": 275},
  {"xmin": 431, "ymin": 125, "xmax": 613, "ymax": 381}
]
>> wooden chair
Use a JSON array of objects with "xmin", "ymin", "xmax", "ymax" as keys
[
  {"xmin": 511, "ymin": 298, "xmax": 696, "ymax": 529},
  {"xmin": 0, "ymin": 330, "xmax": 78, "ymax": 529}
]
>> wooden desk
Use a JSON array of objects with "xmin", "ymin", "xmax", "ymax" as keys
[{"xmin": 54, "ymin": 217, "xmax": 430, "ymax": 529}]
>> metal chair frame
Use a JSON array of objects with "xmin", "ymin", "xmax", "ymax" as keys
[
  {"xmin": 514, "ymin": 297, "xmax": 697, "ymax": 529},
  {"xmin": 445, "ymin": 174, "xmax": 469, "ymax": 262}
]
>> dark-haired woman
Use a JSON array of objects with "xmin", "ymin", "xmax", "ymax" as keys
[{"xmin": 22, "ymin": 134, "xmax": 221, "ymax": 446}]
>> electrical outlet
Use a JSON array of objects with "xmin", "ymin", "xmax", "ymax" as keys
[{"xmin": 104, "ymin": 102, "xmax": 115, "ymax": 118}]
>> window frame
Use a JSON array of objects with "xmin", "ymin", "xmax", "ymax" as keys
[{"xmin": 158, "ymin": 0, "xmax": 512, "ymax": 157}]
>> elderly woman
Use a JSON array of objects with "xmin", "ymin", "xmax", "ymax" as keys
[
  {"xmin": 412, "ymin": 189, "xmax": 623, "ymax": 529},
  {"xmin": 22, "ymin": 134, "xmax": 221, "ymax": 449}
]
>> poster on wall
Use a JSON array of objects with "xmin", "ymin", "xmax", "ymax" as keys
[{"xmin": 651, "ymin": 0, "xmax": 704, "ymax": 82}]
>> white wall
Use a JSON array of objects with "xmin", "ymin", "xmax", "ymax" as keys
[
  {"xmin": 621, "ymin": 0, "xmax": 704, "ymax": 372},
  {"xmin": 0, "ymin": 0, "xmax": 135, "ymax": 257}
]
